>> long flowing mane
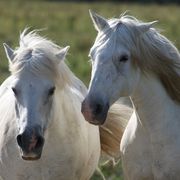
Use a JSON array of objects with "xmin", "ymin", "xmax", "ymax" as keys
[
  {"xmin": 10, "ymin": 29, "xmax": 87, "ymax": 95},
  {"xmin": 135, "ymin": 27, "xmax": 180, "ymax": 103},
  {"xmin": 106, "ymin": 15, "xmax": 180, "ymax": 103}
]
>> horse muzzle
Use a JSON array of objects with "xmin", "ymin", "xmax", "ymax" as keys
[
  {"xmin": 17, "ymin": 126, "xmax": 45, "ymax": 161},
  {"xmin": 81, "ymin": 96, "xmax": 109, "ymax": 125}
]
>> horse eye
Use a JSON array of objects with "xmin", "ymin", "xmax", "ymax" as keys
[
  {"xmin": 119, "ymin": 55, "xmax": 128, "ymax": 63},
  {"xmin": 12, "ymin": 87, "xmax": 18, "ymax": 96},
  {"xmin": 48, "ymin": 87, "xmax": 55, "ymax": 96}
]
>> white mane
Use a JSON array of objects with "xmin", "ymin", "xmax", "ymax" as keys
[
  {"xmin": 92, "ymin": 15, "xmax": 180, "ymax": 103},
  {"xmin": 10, "ymin": 29, "xmax": 87, "ymax": 95}
]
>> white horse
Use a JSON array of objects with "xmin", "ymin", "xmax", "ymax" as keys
[
  {"xmin": 81, "ymin": 10, "xmax": 180, "ymax": 180},
  {"xmin": 0, "ymin": 29, "xmax": 132, "ymax": 180}
]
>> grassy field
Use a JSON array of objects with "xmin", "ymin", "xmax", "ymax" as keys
[{"xmin": 0, "ymin": 1, "xmax": 179, "ymax": 179}]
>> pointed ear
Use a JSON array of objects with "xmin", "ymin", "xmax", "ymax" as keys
[
  {"xmin": 55, "ymin": 46, "xmax": 70, "ymax": 63},
  {"xmin": 3, "ymin": 43, "xmax": 15, "ymax": 63},
  {"xmin": 137, "ymin": 21, "xmax": 158, "ymax": 34},
  {"xmin": 89, "ymin": 9, "xmax": 109, "ymax": 32}
]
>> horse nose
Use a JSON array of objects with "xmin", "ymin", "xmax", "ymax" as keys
[
  {"xmin": 81, "ymin": 96, "xmax": 109, "ymax": 125},
  {"xmin": 93, "ymin": 102, "xmax": 104, "ymax": 116},
  {"xmin": 17, "ymin": 129, "xmax": 44, "ymax": 152}
]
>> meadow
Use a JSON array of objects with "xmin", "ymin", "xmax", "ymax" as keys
[{"xmin": 0, "ymin": 1, "xmax": 179, "ymax": 179}]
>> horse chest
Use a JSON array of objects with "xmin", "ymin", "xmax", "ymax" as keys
[
  {"xmin": 121, "ymin": 112, "xmax": 180, "ymax": 180},
  {"xmin": 150, "ymin": 127, "xmax": 180, "ymax": 179}
]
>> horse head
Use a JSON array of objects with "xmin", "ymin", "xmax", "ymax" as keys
[
  {"xmin": 3, "ymin": 30, "xmax": 69, "ymax": 160},
  {"xmin": 81, "ymin": 10, "xmax": 157, "ymax": 125}
]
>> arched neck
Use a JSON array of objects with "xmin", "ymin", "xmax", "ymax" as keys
[{"xmin": 49, "ymin": 87, "xmax": 85, "ymax": 130}]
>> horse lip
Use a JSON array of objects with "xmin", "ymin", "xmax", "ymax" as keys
[
  {"xmin": 86, "ymin": 118, "xmax": 105, "ymax": 125},
  {"xmin": 20, "ymin": 149, "xmax": 42, "ymax": 161},
  {"xmin": 22, "ymin": 155, "xmax": 41, "ymax": 161},
  {"xmin": 21, "ymin": 152, "xmax": 41, "ymax": 161},
  {"xmin": 82, "ymin": 107, "xmax": 106, "ymax": 125}
]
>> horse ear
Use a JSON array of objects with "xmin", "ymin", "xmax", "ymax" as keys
[
  {"xmin": 56, "ymin": 46, "xmax": 70, "ymax": 63},
  {"xmin": 89, "ymin": 9, "xmax": 109, "ymax": 32},
  {"xmin": 3, "ymin": 43, "xmax": 15, "ymax": 63},
  {"xmin": 137, "ymin": 21, "xmax": 158, "ymax": 34}
]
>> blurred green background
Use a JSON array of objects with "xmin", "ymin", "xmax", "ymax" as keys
[{"xmin": 0, "ymin": 0, "xmax": 179, "ymax": 179}]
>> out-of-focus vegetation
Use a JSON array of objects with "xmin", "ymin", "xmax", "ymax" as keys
[
  {"xmin": 0, "ymin": 1, "xmax": 179, "ymax": 84},
  {"xmin": 0, "ymin": 1, "xmax": 179, "ymax": 179}
]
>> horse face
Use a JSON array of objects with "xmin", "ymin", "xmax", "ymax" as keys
[
  {"xmin": 12, "ymin": 74, "xmax": 55, "ymax": 160},
  {"xmin": 82, "ymin": 45, "xmax": 138, "ymax": 125},
  {"xmin": 82, "ymin": 11, "xmax": 140, "ymax": 125}
]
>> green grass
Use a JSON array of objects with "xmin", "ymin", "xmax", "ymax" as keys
[
  {"xmin": 0, "ymin": 1, "xmax": 179, "ymax": 179},
  {"xmin": 0, "ymin": 1, "xmax": 179, "ymax": 84}
]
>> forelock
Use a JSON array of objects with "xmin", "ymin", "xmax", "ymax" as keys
[{"xmin": 9, "ymin": 29, "xmax": 62, "ymax": 79}]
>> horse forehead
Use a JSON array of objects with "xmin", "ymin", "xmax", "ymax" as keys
[
  {"xmin": 26, "ymin": 81, "xmax": 44, "ymax": 89},
  {"xmin": 91, "ymin": 39, "xmax": 127, "ymax": 62},
  {"xmin": 14, "ymin": 74, "xmax": 53, "ymax": 90},
  {"xmin": 16, "ymin": 48, "xmax": 34, "ymax": 61},
  {"xmin": 91, "ymin": 38, "xmax": 114, "ymax": 60}
]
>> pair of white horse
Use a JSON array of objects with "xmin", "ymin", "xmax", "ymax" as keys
[
  {"xmin": 82, "ymin": 10, "xmax": 180, "ymax": 180},
  {"xmin": 0, "ymin": 10, "xmax": 179, "ymax": 180},
  {"xmin": 0, "ymin": 28, "xmax": 132, "ymax": 179}
]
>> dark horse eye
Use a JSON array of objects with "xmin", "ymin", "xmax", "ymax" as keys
[
  {"xmin": 119, "ymin": 55, "xmax": 128, "ymax": 63},
  {"xmin": 48, "ymin": 87, "xmax": 55, "ymax": 96},
  {"xmin": 12, "ymin": 87, "xmax": 18, "ymax": 96}
]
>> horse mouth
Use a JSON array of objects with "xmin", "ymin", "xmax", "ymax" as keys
[
  {"xmin": 20, "ymin": 150, "xmax": 42, "ymax": 161},
  {"xmin": 87, "ymin": 118, "xmax": 105, "ymax": 125},
  {"xmin": 21, "ymin": 152, "xmax": 41, "ymax": 161},
  {"xmin": 22, "ymin": 155, "xmax": 41, "ymax": 161},
  {"xmin": 81, "ymin": 98, "xmax": 109, "ymax": 126}
]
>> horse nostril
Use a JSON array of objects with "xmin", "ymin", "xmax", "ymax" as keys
[
  {"xmin": 35, "ymin": 136, "xmax": 44, "ymax": 149},
  {"xmin": 17, "ymin": 133, "xmax": 44, "ymax": 151},
  {"xmin": 17, "ymin": 134, "xmax": 22, "ymax": 148},
  {"xmin": 94, "ymin": 103, "xmax": 103, "ymax": 116}
]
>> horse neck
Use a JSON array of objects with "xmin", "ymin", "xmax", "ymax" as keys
[
  {"xmin": 49, "ymin": 86, "xmax": 84, "ymax": 131},
  {"xmin": 131, "ymin": 74, "xmax": 180, "ymax": 135}
]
